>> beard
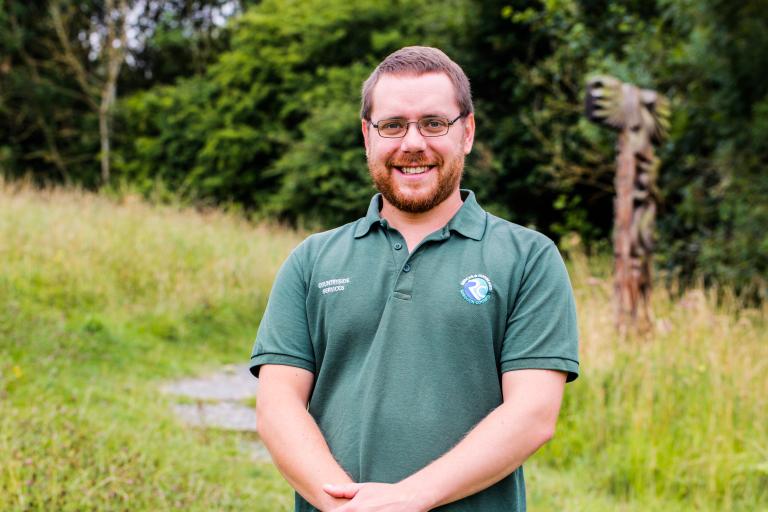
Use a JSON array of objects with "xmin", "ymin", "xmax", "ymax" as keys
[{"xmin": 367, "ymin": 152, "xmax": 465, "ymax": 214}]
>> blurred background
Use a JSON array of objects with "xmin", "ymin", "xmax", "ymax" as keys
[{"xmin": 1, "ymin": 0, "xmax": 766, "ymax": 510}]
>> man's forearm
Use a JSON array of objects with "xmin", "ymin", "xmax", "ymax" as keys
[
  {"xmin": 260, "ymin": 402, "xmax": 352, "ymax": 510},
  {"xmin": 257, "ymin": 366, "xmax": 353, "ymax": 510},
  {"xmin": 400, "ymin": 370, "xmax": 566, "ymax": 510},
  {"xmin": 400, "ymin": 400, "xmax": 553, "ymax": 509}
]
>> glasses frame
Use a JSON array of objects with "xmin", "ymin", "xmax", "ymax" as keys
[{"xmin": 370, "ymin": 114, "xmax": 463, "ymax": 138}]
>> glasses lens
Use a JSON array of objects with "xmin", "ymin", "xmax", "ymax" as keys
[
  {"xmin": 378, "ymin": 119, "xmax": 407, "ymax": 137},
  {"xmin": 418, "ymin": 117, "xmax": 450, "ymax": 136}
]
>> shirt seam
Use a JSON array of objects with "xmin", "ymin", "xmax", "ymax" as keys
[
  {"xmin": 251, "ymin": 352, "xmax": 315, "ymax": 366},
  {"xmin": 500, "ymin": 356, "xmax": 579, "ymax": 365}
]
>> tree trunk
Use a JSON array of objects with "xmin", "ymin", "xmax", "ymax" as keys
[
  {"xmin": 99, "ymin": 0, "xmax": 129, "ymax": 184},
  {"xmin": 99, "ymin": 93, "xmax": 112, "ymax": 184}
]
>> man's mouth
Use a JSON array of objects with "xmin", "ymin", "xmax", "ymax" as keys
[{"xmin": 393, "ymin": 165, "xmax": 436, "ymax": 175}]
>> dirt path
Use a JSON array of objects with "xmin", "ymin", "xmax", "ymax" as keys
[{"xmin": 161, "ymin": 364, "xmax": 271, "ymax": 461}]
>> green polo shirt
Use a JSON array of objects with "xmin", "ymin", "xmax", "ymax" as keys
[{"xmin": 250, "ymin": 190, "xmax": 579, "ymax": 511}]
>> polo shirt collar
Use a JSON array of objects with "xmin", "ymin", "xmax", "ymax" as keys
[
  {"xmin": 448, "ymin": 190, "xmax": 487, "ymax": 241},
  {"xmin": 353, "ymin": 194, "xmax": 385, "ymax": 238},
  {"xmin": 353, "ymin": 189, "xmax": 487, "ymax": 241}
]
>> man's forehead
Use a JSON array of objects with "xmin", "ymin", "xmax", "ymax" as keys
[{"xmin": 370, "ymin": 72, "xmax": 459, "ymax": 118}]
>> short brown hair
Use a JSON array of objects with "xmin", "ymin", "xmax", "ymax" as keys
[{"xmin": 360, "ymin": 46, "xmax": 473, "ymax": 120}]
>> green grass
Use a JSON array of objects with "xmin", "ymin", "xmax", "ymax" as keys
[
  {"xmin": 1, "ymin": 183, "xmax": 767, "ymax": 511},
  {"xmin": 0, "ymin": 183, "xmax": 299, "ymax": 511}
]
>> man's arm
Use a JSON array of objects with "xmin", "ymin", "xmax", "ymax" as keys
[
  {"xmin": 324, "ymin": 369, "xmax": 566, "ymax": 511},
  {"xmin": 257, "ymin": 364, "xmax": 354, "ymax": 511}
]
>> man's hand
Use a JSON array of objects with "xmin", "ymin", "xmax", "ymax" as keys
[{"xmin": 323, "ymin": 482, "xmax": 430, "ymax": 512}]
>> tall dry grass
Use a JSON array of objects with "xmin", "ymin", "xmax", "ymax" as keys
[
  {"xmin": 535, "ymin": 249, "xmax": 768, "ymax": 510},
  {"xmin": 1, "ymin": 181, "xmax": 298, "ymax": 322}
]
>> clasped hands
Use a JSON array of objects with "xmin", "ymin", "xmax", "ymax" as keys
[{"xmin": 322, "ymin": 481, "xmax": 433, "ymax": 512}]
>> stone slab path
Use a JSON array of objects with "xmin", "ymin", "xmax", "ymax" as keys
[{"xmin": 161, "ymin": 364, "xmax": 271, "ymax": 462}]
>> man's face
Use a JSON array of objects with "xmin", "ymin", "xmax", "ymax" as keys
[{"xmin": 362, "ymin": 72, "xmax": 475, "ymax": 214}]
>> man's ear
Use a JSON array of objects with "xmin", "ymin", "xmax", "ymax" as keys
[
  {"xmin": 361, "ymin": 119, "xmax": 371, "ymax": 154},
  {"xmin": 462, "ymin": 113, "xmax": 476, "ymax": 155}
]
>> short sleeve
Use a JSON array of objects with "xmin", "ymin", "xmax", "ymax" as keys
[
  {"xmin": 500, "ymin": 240, "xmax": 579, "ymax": 382},
  {"xmin": 249, "ymin": 246, "xmax": 315, "ymax": 378}
]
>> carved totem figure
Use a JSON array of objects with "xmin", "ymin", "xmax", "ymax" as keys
[{"xmin": 585, "ymin": 75, "xmax": 670, "ymax": 332}]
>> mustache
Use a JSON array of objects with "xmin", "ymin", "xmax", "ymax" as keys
[{"xmin": 386, "ymin": 155, "xmax": 443, "ymax": 167}]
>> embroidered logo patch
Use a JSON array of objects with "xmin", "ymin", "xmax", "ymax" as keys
[
  {"xmin": 318, "ymin": 277, "xmax": 350, "ymax": 295},
  {"xmin": 460, "ymin": 274, "xmax": 492, "ymax": 304}
]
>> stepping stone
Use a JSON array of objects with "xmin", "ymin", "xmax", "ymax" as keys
[
  {"xmin": 161, "ymin": 364, "xmax": 257, "ymax": 401},
  {"xmin": 170, "ymin": 401, "xmax": 258, "ymax": 432}
]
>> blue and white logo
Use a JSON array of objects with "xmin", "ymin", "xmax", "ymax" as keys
[{"xmin": 460, "ymin": 274, "xmax": 493, "ymax": 304}]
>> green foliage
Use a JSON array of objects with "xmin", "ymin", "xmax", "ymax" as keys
[
  {"xmin": 651, "ymin": 0, "xmax": 768, "ymax": 300},
  {"xmin": 460, "ymin": 0, "xmax": 619, "ymax": 233},
  {"xmin": 0, "ymin": 1, "xmax": 100, "ymax": 184},
  {"xmin": 120, "ymin": 0, "xmax": 239, "ymax": 90},
  {"xmin": 465, "ymin": 0, "xmax": 768, "ymax": 298},
  {"xmin": 3, "ymin": 0, "xmax": 768, "ymax": 296},
  {"xmin": 264, "ymin": 65, "xmax": 375, "ymax": 227},
  {"xmin": 115, "ymin": 0, "xmax": 470, "ymax": 221}
]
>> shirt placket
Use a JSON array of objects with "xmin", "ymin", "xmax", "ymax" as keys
[{"xmin": 383, "ymin": 223, "xmax": 450, "ymax": 301}]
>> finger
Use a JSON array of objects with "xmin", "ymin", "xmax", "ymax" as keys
[{"xmin": 323, "ymin": 482, "xmax": 362, "ymax": 499}]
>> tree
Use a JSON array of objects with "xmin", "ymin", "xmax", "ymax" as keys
[
  {"xmin": 0, "ymin": 0, "xmax": 242, "ymax": 186},
  {"xmin": 49, "ymin": 0, "xmax": 130, "ymax": 183}
]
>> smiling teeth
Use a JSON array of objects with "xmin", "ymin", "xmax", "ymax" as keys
[{"xmin": 400, "ymin": 166, "xmax": 430, "ymax": 174}]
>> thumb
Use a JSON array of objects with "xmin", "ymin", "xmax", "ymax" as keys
[{"xmin": 323, "ymin": 482, "xmax": 363, "ymax": 499}]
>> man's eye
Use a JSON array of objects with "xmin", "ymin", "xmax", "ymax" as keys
[
  {"xmin": 383, "ymin": 122, "xmax": 404, "ymax": 130},
  {"xmin": 424, "ymin": 119, "xmax": 446, "ymax": 128}
]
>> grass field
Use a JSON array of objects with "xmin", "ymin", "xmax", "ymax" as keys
[{"xmin": 1, "ymin": 183, "xmax": 766, "ymax": 511}]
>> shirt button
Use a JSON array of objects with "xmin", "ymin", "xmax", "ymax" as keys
[
  {"xmin": 403, "ymin": 263, "xmax": 411, "ymax": 272},
  {"xmin": 393, "ymin": 242, "xmax": 403, "ymax": 250}
]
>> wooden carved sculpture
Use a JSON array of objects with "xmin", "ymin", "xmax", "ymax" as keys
[{"xmin": 585, "ymin": 75, "xmax": 670, "ymax": 332}]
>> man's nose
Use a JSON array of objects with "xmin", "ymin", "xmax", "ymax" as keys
[{"xmin": 399, "ymin": 123, "xmax": 427, "ymax": 152}]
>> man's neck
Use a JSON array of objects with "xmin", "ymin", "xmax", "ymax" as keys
[{"xmin": 380, "ymin": 189, "xmax": 464, "ymax": 252}]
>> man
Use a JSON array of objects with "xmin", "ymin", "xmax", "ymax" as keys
[{"xmin": 250, "ymin": 46, "xmax": 579, "ymax": 511}]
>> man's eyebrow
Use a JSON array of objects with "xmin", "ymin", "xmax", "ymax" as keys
[{"xmin": 378, "ymin": 112, "xmax": 450, "ymax": 120}]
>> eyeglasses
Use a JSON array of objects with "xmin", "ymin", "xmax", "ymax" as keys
[{"xmin": 370, "ymin": 115, "xmax": 463, "ymax": 138}]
